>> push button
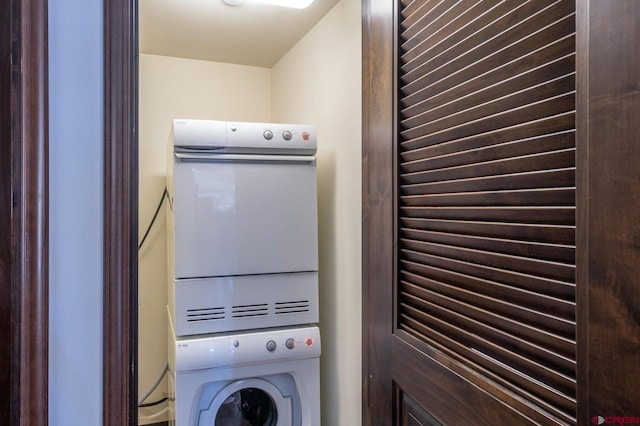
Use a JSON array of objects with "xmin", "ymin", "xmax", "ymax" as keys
[
  {"xmin": 286, "ymin": 338, "xmax": 296, "ymax": 349},
  {"xmin": 266, "ymin": 340, "xmax": 277, "ymax": 352},
  {"xmin": 263, "ymin": 130, "xmax": 273, "ymax": 140},
  {"xmin": 282, "ymin": 130, "xmax": 292, "ymax": 141}
]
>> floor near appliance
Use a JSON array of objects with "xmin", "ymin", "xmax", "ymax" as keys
[{"xmin": 138, "ymin": 406, "xmax": 168, "ymax": 426}]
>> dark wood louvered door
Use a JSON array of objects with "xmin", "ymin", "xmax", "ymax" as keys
[
  {"xmin": 363, "ymin": 1, "xmax": 640, "ymax": 425},
  {"xmin": 366, "ymin": 0, "xmax": 579, "ymax": 424},
  {"xmin": 395, "ymin": 1, "xmax": 576, "ymax": 424}
]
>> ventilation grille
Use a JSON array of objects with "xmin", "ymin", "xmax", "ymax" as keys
[
  {"xmin": 185, "ymin": 300, "xmax": 313, "ymax": 322},
  {"xmin": 275, "ymin": 300, "xmax": 311, "ymax": 315},
  {"xmin": 232, "ymin": 304, "xmax": 269, "ymax": 318},
  {"xmin": 186, "ymin": 307, "xmax": 225, "ymax": 322}
]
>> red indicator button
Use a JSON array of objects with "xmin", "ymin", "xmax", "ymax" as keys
[{"xmin": 305, "ymin": 337, "xmax": 314, "ymax": 347}]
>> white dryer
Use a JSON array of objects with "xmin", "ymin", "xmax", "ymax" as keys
[
  {"xmin": 167, "ymin": 120, "xmax": 319, "ymax": 336},
  {"xmin": 168, "ymin": 322, "xmax": 321, "ymax": 426}
]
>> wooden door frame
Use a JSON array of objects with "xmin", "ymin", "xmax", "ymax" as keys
[
  {"xmin": 103, "ymin": 0, "xmax": 139, "ymax": 424},
  {"xmin": 575, "ymin": 1, "xmax": 640, "ymax": 422},
  {"xmin": 0, "ymin": 0, "xmax": 49, "ymax": 424},
  {"xmin": 361, "ymin": 0, "xmax": 395, "ymax": 423}
]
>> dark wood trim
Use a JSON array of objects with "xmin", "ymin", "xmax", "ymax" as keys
[
  {"xmin": 1, "ymin": 0, "xmax": 49, "ymax": 424},
  {"xmin": 574, "ymin": 1, "xmax": 589, "ymax": 424},
  {"xmin": 576, "ymin": 1, "xmax": 640, "ymax": 423},
  {"xmin": 362, "ymin": 0, "xmax": 395, "ymax": 423},
  {"xmin": 103, "ymin": 0, "xmax": 139, "ymax": 424},
  {"xmin": 15, "ymin": 0, "xmax": 49, "ymax": 421},
  {"xmin": 0, "ymin": 0, "xmax": 10, "ymax": 419}
]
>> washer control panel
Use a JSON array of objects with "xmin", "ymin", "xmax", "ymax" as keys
[{"xmin": 175, "ymin": 326, "xmax": 321, "ymax": 372}]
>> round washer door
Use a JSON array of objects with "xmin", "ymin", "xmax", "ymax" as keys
[{"xmin": 196, "ymin": 378, "xmax": 293, "ymax": 426}]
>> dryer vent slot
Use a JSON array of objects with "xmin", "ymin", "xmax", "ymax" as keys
[
  {"xmin": 186, "ymin": 307, "xmax": 225, "ymax": 322},
  {"xmin": 232, "ymin": 304, "xmax": 269, "ymax": 318},
  {"xmin": 275, "ymin": 300, "xmax": 310, "ymax": 315}
]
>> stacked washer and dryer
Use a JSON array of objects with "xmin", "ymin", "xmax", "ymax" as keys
[{"xmin": 167, "ymin": 119, "xmax": 321, "ymax": 426}]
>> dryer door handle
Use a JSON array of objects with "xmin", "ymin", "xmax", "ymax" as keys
[{"xmin": 174, "ymin": 153, "xmax": 316, "ymax": 164}]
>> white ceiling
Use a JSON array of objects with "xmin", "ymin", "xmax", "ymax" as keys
[{"xmin": 139, "ymin": 0, "xmax": 340, "ymax": 68}]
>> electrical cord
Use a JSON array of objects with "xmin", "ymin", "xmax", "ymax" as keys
[
  {"xmin": 138, "ymin": 189, "xmax": 172, "ymax": 415},
  {"xmin": 138, "ymin": 362, "xmax": 169, "ymax": 406},
  {"xmin": 138, "ymin": 189, "xmax": 172, "ymax": 410},
  {"xmin": 138, "ymin": 187, "xmax": 169, "ymax": 250},
  {"xmin": 139, "ymin": 397, "xmax": 168, "ymax": 408}
]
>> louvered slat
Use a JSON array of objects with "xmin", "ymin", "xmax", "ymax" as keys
[
  {"xmin": 400, "ymin": 113, "xmax": 575, "ymax": 162},
  {"xmin": 402, "ymin": 243, "xmax": 574, "ymax": 281},
  {"xmin": 397, "ymin": 0, "xmax": 576, "ymax": 421},
  {"xmin": 401, "ymin": 149, "xmax": 575, "ymax": 181},
  {"xmin": 402, "ymin": 228, "xmax": 574, "ymax": 263},
  {"xmin": 402, "ymin": 169, "xmax": 575, "ymax": 197},
  {"xmin": 401, "ymin": 256, "xmax": 575, "ymax": 303},
  {"xmin": 400, "ymin": 218, "xmax": 575, "ymax": 245},
  {"xmin": 401, "ymin": 206, "xmax": 575, "ymax": 225}
]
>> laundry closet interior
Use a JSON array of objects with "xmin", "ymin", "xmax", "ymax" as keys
[{"xmin": 136, "ymin": 0, "xmax": 362, "ymax": 424}]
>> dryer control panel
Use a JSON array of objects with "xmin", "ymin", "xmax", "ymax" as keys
[
  {"xmin": 173, "ymin": 119, "xmax": 317, "ymax": 155},
  {"xmin": 174, "ymin": 326, "xmax": 321, "ymax": 372}
]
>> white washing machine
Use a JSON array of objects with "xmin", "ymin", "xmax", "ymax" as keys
[{"xmin": 169, "ymin": 320, "xmax": 321, "ymax": 426}]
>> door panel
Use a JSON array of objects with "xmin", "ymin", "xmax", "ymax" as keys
[
  {"xmin": 392, "ymin": 334, "xmax": 541, "ymax": 424},
  {"xmin": 0, "ymin": 0, "xmax": 49, "ymax": 424},
  {"xmin": 398, "ymin": 390, "xmax": 442, "ymax": 426}
]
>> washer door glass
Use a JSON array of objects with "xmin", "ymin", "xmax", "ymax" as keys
[
  {"xmin": 215, "ymin": 387, "xmax": 277, "ymax": 426},
  {"xmin": 197, "ymin": 378, "xmax": 293, "ymax": 426}
]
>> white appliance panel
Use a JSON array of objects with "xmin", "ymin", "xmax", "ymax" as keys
[
  {"xmin": 174, "ymin": 326, "xmax": 321, "ymax": 372},
  {"xmin": 173, "ymin": 119, "xmax": 227, "ymax": 149},
  {"xmin": 172, "ymin": 154, "xmax": 318, "ymax": 279},
  {"xmin": 169, "ymin": 271, "xmax": 318, "ymax": 337}
]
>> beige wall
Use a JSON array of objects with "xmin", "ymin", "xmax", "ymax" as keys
[
  {"xmin": 271, "ymin": 0, "xmax": 362, "ymax": 423},
  {"xmin": 138, "ymin": 0, "xmax": 362, "ymax": 422},
  {"xmin": 138, "ymin": 54, "xmax": 271, "ymax": 423}
]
